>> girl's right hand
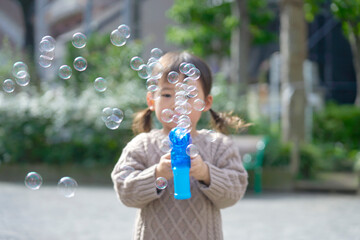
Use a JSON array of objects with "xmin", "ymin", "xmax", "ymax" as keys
[{"xmin": 155, "ymin": 153, "xmax": 173, "ymax": 180}]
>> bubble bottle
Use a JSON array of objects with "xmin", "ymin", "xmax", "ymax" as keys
[{"xmin": 169, "ymin": 127, "xmax": 192, "ymax": 200}]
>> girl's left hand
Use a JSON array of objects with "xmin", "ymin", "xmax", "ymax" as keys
[{"xmin": 190, "ymin": 155, "xmax": 210, "ymax": 186}]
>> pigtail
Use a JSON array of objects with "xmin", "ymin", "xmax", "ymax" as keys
[
  {"xmin": 209, "ymin": 109, "xmax": 251, "ymax": 135},
  {"xmin": 132, "ymin": 108, "xmax": 153, "ymax": 135}
]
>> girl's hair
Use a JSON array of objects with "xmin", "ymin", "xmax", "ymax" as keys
[{"xmin": 132, "ymin": 51, "xmax": 249, "ymax": 135}]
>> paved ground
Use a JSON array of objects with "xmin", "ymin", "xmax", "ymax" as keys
[{"xmin": 1, "ymin": 182, "xmax": 360, "ymax": 240}]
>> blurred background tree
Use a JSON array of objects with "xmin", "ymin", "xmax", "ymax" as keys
[{"xmin": 166, "ymin": 0, "xmax": 275, "ymax": 99}]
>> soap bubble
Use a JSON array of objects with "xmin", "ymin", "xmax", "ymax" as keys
[
  {"xmin": 161, "ymin": 109, "xmax": 174, "ymax": 123},
  {"xmin": 175, "ymin": 95, "xmax": 187, "ymax": 106},
  {"xmin": 24, "ymin": 172, "xmax": 43, "ymax": 190},
  {"xmin": 57, "ymin": 177, "xmax": 78, "ymax": 198},
  {"xmin": 12, "ymin": 62, "xmax": 28, "ymax": 78},
  {"xmin": 146, "ymin": 77, "xmax": 159, "ymax": 92},
  {"xmin": 180, "ymin": 62, "xmax": 195, "ymax": 75},
  {"xmin": 58, "ymin": 65, "xmax": 72, "ymax": 79},
  {"xmin": 150, "ymin": 48, "xmax": 163, "ymax": 59},
  {"xmin": 160, "ymin": 138, "xmax": 172, "ymax": 153},
  {"xmin": 3, "ymin": 79, "xmax": 15, "ymax": 93},
  {"xmin": 177, "ymin": 116, "xmax": 191, "ymax": 129},
  {"xmin": 177, "ymin": 120, "xmax": 191, "ymax": 129},
  {"xmin": 110, "ymin": 29, "xmax": 126, "ymax": 47},
  {"xmin": 39, "ymin": 55, "xmax": 52, "ymax": 68},
  {"xmin": 130, "ymin": 56, "xmax": 144, "ymax": 71},
  {"xmin": 186, "ymin": 87, "xmax": 198, "ymax": 99},
  {"xmin": 118, "ymin": 165, "xmax": 135, "ymax": 180},
  {"xmin": 73, "ymin": 56, "xmax": 87, "ymax": 71},
  {"xmin": 188, "ymin": 67, "xmax": 201, "ymax": 80},
  {"xmin": 138, "ymin": 64, "xmax": 151, "ymax": 79},
  {"xmin": 117, "ymin": 24, "xmax": 131, "ymax": 39},
  {"xmin": 102, "ymin": 107, "xmax": 124, "ymax": 130},
  {"xmin": 207, "ymin": 130, "xmax": 217, "ymax": 143},
  {"xmin": 186, "ymin": 144, "xmax": 199, "ymax": 158},
  {"xmin": 72, "ymin": 32, "xmax": 87, "ymax": 48},
  {"xmin": 15, "ymin": 71, "xmax": 30, "ymax": 86},
  {"xmin": 147, "ymin": 61, "xmax": 163, "ymax": 79},
  {"xmin": 155, "ymin": 177, "xmax": 168, "ymax": 190},
  {"xmin": 193, "ymin": 98, "xmax": 205, "ymax": 111},
  {"xmin": 94, "ymin": 77, "xmax": 107, "ymax": 92},
  {"xmin": 175, "ymin": 102, "xmax": 192, "ymax": 115},
  {"xmin": 40, "ymin": 36, "xmax": 56, "ymax": 52},
  {"xmin": 101, "ymin": 107, "xmax": 113, "ymax": 122},
  {"xmin": 167, "ymin": 71, "xmax": 179, "ymax": 84}
]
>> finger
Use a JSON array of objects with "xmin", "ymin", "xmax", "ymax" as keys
[{"xmin": 163, "ymin": 152, "xmax": 171, "ymax": 159}]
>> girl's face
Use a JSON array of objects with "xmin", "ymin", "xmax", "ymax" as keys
[{"xmin": 147, "ymin": 75, "xmax": 213, "ymax": 135}]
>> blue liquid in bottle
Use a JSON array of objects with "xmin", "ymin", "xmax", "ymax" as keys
[{"xmin": 169, "ymin": 127, "xmax": 192, "ymax": 200}]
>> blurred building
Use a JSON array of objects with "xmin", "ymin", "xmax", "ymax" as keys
[
  {"xmin": 0, "ymin": 0, "xmax": 357, "ymax": 104},
  {"xmin": 0, "ymin": 0, "xmax": 25, "ymax": 48}
]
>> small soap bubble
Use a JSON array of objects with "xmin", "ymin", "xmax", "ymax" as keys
[
  {"xmin": 39, "ymin": 55, "xmax": 52, "ymax": 68},
  {"xmin": 175, "ymin": 102, "xmax": 192, "ymax": 115},
  {"xmin": 147, "ymin": 57, "xmax": 158, "ymax": 65},
  {"xmin": 117, "ymin": 24, "xmax": 131, "ymax": 39},
  {"xmin": 24, "ymin": 172, "xmax": 43, "ymax": 190},
  {"xmin": 12, "ymin": 62, "xmax": 28, "ymax": 78},
  {"xmin": 40, "ymin": 36, "xmax": 56, "ymax": 52},
  {"xmin": 72, "ymin": 32, "xmax": 87, "ymax": 48},
  {"xmin": 155, "ymin": 177, "xmax": 168, "ymax": 190},
  {"xmin": 104, "ymin": 108, "xmax": 124, "ymax": 130},
  {"xmin": 186, "ymin": 88, "xmax": 198, "ymax": 99},
  {"xmin": 57, "ymin": 176, "xmax": 78, "ymax": 198},
  {"xmin": 112, "ymin": 108, "xmax": 124, "ymax": 122},
  {"xmin": 94, "ymin": 77, "xmax": 107, "ymax": 92},
  {"xmin": 175, "ymin": 95, "xmax": 187, "ymax": 106},
  {"xmin": 147, "ymin": 61, "xmax": 163, "ymax": 79},
  {"xmin": 138, "ymin": 64, "xmax": 151, "ymax": 79},
  {"xmin": 110, "ymin": 29, "xmax": 127, "ymax": 47},
  {"xmin": 105, "ymin": 115, "xmax": 121, "ymax": 130},
  {"xmin": 15, "ymin": 71, "xmax": 30, "ymax": 86},
  {"xmin": 167, "ymin": 71, "xmax": 179, "ymax": 84},
  {"xmin": 101, "ymin": 107, "xmax": 113, "ymax": 122},
  {"xmin": 177, "ymin": 120, "xmax": 191, "ymax": 130},
  {"xmin": 3, "ymin": 79, "xmax": 15, "ymax": 93},
  {"xmin": 150, "ymin": 48, "xmax": 163, "ymax": 59},
  {"xmin": 130, "ymin": 56, "xmax": 144, "ymax": 71},
  {"xmin": 160, "ymin": 138, "xmax": 173, "ymax": 153},
  {"xmin": 183, "ymin": 63, "xmax": 195, "ymax": 75},
  {"xmin": 118, "ymin": 166, "xmax": 135, "ymax": 180},
  {"xmin": 207, "ymin": 130, "xmax": 217, "ymax": 142},
  {"xmin": 188, "ymin": 67, "xmax": 201, "ymax": 80},
  {"xmin": 186, "ymin": 144, "xmax": 199, "ymax": 158},
  {"xmin": 193, "ymin": 98, "xmax": 205, "ymax": 111},
  {"xmin": 146, "ymin": 77, "xmax": 159, "ymax": 92},
  {"xmin": 177, "ymin": 117, "xmax": 191, "ymax": 129},
  {"xmin": 41, "ymin": 36, "xmax": 56, "ymax": 50},
  {"xmin": 73, "ymin": 56, "xmax": 87, "ymax": 71},
  {"xmin": 161, "ymin": 109, "xmax": 174, "ymax": 123},
  {"xmin": 243, "ymin": 153, "xmax": 252, "ymax": 164},
  {"xmin": 58, "ymin": 65, "xmax": 72, "ymax": 79}
]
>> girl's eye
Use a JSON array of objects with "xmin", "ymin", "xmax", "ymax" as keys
[{"xmin": 162, "ymin": 94, "xmax": 172, "ymax": 98}]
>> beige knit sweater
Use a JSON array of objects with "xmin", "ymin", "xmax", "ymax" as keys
[{"xmin": 111, "ymin": 129, "xmax": 248, "ymax": 240}]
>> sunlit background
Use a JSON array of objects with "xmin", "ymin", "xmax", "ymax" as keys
[{"xmin": 0, "ymin": 0, "xmax": 359, "ymax": 239}]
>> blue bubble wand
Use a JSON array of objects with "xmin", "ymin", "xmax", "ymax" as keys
[{"xmin": 169, "ymin": 127, "xmax": 192, "ymax": 200}]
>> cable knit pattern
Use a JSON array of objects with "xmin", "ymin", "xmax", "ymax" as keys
[{"xmin": 111, "ymin": 129, "xmax": 248, "ymax": 240}]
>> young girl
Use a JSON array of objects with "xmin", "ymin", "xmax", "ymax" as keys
[{"xmin": 111, "ymin": 51, "xmax": 248, "ymax": 240}]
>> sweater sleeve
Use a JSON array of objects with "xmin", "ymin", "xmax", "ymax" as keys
[
  {"xmin": 198, "ymin": 137, "xmax": 248, "ymax": 209},
  {"xmin": 111, "ymin": 134, "xmax": 164, "ymax": 208}
]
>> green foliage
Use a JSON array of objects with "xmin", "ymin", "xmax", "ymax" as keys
[
  {"xmin": 304, "ymin": 0, "xmax": 327, "ymax": 22},
  {"xmin": 0, "ymin": 33, "xmax": 147, "ymax": 166},
  {"xmin": 247, "ymin": 103, "xmax": 360, "ymax": 178},
  {"xmin": 166, "ymin": 0, "xmax": 275, "ymax": 58},
  {"xmin": 330, "ymin": 0, "xmax": 360, "ymax": 36},
  {"xmin": 313, "ymin": 102, "xmax": 360, "ymax": 149}
]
